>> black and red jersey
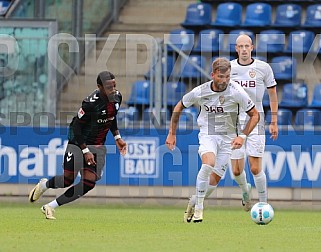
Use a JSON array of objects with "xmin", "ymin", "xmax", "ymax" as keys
[{"xmin": 68, "ymin": 89, "xmax": 122, "ymax": 146}]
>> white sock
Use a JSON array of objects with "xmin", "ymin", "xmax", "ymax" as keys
[
  {"xmin": 253, "ymin": 170, "xmax": 267, "ymax": 202},
  {"xmin": 47, "ymin": 200, "xmax": 59, "ymax": 209},
  {"xmin": 195, "ymin": 164, "xmax": 213, "ymax": 210},
  {"xmin": 234, "ymin": 170, "xmax": 249, "ymax": 194},
  {"xmin": 189, "ymin": 185, "xmax": 216, "ymax": 207}
]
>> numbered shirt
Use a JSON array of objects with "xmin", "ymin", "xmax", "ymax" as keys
[{"xmin": 182, "ymin": 80, "xmax": 255, "ymax": 139}]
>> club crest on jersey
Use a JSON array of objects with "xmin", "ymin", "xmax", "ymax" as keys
[
  {"xmin": 219, "ymin": 95, "xmax": 225, "ymax": 105},
  {"xmin": 249, "ymin": 69, "xmax": 256, "ymax": 78},
  {"xmin": 78, "ymin": 108, "xmax": 85, "ymax": 118}
]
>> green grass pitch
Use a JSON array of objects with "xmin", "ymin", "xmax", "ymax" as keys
[{"xmin": 1, "ymin": 202, "xmax": 321, "ymax": 252}]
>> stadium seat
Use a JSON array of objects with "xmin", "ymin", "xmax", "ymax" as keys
[
  {"xmin": 143, "ymin": 107, "xmax": 170, "ymax": 125},
  {"xmin": 256, "ymin": 30, "xmax": 285, "ymax": 53},
  {"xmin": 274, "ymin": 4, "xmax": 302, "ymax": 27},
  {"xmin": 294, "ymin": 108, "xmax": 321, "ymax": 126},
  {"xmin": 262, "ymin": 90, "xmax": 270, "ymax": 108},
  {"xmin": 0, "ymin": 0, "xmax": 11, "ymax": 16},
  {"xmin": 279, "ymin": 83, "xmax": 308, "ymax": 108},
  {"xmin": 309, "ymin": 84, "xmax": 321, "ymax": 108},
  {"xmin": 211, "ymin": 2, "xmax": 242, "ymax": 27},
  {"xmin": 224, "ymin": 29, "xmax": 255, "ymax": 53},
  {"xmin": 127, "ymin": 80, "xmax": 152, "ymax": 106},
  {"xmin": 270, "ymin": 56, "xmax": 297, "ymax": 80},
  {"xmin": 243, "ymin": 3, "xmax": 272, "ymax": 27},
  {"xmin": 193, "ymin": 29, "xmax": 224, "ymax": 53},
  {"xmin": 179, "ymin": 106, "xmax": 199, "ymax": 127},
  {"xmin": 265, "ymin": 108, "xmax": 293, "ymax": 125},
  {"xmin": 145, "ymin": 55, "xmax": 175, "ymax": 80},
  {"xmin": 286, "ymin": 30, "xmax": 315, "ymax": 53},
  {"xmin": 165, "ymin": 82, "xmax": 186, "ymax": 106},
  {"xmin": 166, "ymin": 29, "xmax": 195, "ymax": 52},
  {"xmin": 181, "ymin": 3, "xmax": 212, "ymax": 28},
  {"xmin": 178, "ymin": 55, "xmax": 207, "ymax": 79},
  {"xmin": 303, "ymin": 4, "xmax": 321, "ymax": 27}
]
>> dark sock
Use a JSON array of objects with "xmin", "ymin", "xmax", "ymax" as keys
[{"xmin": 56, "ymin": 179, "xmax": 95, "ymax": 206}]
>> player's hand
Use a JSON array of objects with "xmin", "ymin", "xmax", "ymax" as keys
[
  {"xmin": 231, "ymin": 136, "xmax": 244, "ymax": 150},
  {"xmin": 116, "ymin": 139, "xmax": 127, "ymax": 156},
  {"xmin": 269, "ymin": 122, "xmax": 278, "ymax": 141},
  {"xmin": 166, "ymin": 134, "xmax": 176, "ymax": 151},
  {"xmin": 84, "ymin": 152, "xmax": 96, "ymax": 166}
]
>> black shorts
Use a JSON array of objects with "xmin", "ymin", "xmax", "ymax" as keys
[{"xmin": 63, "ymin": 144, "xmax": 107, "ymax": 181}]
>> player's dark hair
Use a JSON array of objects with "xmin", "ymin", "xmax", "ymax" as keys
[{"xmin": 97, "ymin": 71, "xmax": 115, "ymax": 85}]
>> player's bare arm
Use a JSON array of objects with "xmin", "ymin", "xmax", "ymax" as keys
[
  {"xmin": 166, "ymin": 101, "xmax": 184, "ymax": 151},
  {"xmin": 268, "ymin": 86, "xmax": 279, "ymax": 140}
]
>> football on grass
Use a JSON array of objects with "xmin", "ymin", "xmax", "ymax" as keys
[{"xmin": 250, "ymin": 202, "xmax": 274, "ymax": 225}]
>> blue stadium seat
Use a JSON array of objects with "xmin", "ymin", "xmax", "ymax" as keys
[
  {"xmin": 117, "ymin": 107, "xmax": 140, "ymax": 124},
  {"xmin": 181, "ymin": 3, "xmax": 212, "ymax": 28},
  {"xmin": 224, "ymin": 29, "xmax": 255, "ymax": 53},
  {"xmin": 256, "ymin": 30, "xmax": 285, "ymax": 53},
  {"xmin": 294, "ymin": 109, "xmax": 321, "ymax": 126},
  {"xmin": 265, "ymin": 109, "xmax": 293, "ymax": 125},
  {"xmin": 193, "ymin": 29, "xmax": 224, "ymax": 53},
  {"xmin": 165, "ymin": 82, "xmax": 186, "ymax": 106},
  {"xmin": 243, "ymin": 3, "xmax": 272, "ymax": 27},
  {"xmin": 211, "ymin": 2, "xmax": 242, "ymax": 27},
  {"xmin": 179, "ymin": 106, "xmax": 199, "ymax": 127},
  {"xmin": 166, "ymin": 29, "xmax": 195, "ymax": 52},
  {"xmin": 309, "ymin": 84, "xmax": 321, "ymax": 108},
  {"xmin": 262, "ymin": 90, "xmax": 270, "ymax": 107},
  {"xmin": 178, "ymin": 55, "xmax": 206, "ymax": 79},
  {"xmin": 145, "ymin": 56, "xmax": 175, "ymax": 79},
  {"xmin": 286, "ymin": 30, "xmax": 315, "ymax": 53},
  {"xmin": 270, "ymin": 56, "xmax": 296, "ymax": 80},
  {"xmin": 143, "ymin": 107, "xmax": 170, "ymax": 125},
  {"xmin": 280, "ymin": 83, "xmax": 308, "ymax": 108},
  {"xmin": 274, "ymin": 4, "xmax": 302, "ymax": 27},
  {"xmin": 127, "ymin": 80, "xmax": 152, "ymax": 106},
  {"xmin": 303, "ymin": 4, "xmax": 321, "ymax": 27},
  {"xmin": 0, "ymin": 0, "xmax": 11, "ymax": 16}
]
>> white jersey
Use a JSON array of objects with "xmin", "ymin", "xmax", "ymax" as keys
[
  {"xmin": 182, "ymin": 80, "xmax": 255, "ymax": 141},
  {"xmin": 230, "ymin": 58, "xmax": 276, "ymax": 113}
]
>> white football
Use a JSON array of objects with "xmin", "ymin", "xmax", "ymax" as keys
[{"xmin": 250, "ymin": 202, "xmax": 274, "ymax": 225}]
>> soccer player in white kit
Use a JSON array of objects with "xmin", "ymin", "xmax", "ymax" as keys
[
  {"xmin": 229, "ymin": 35, "xmax": 279, "ymax": 211},
  {"xmin": 166, "ymin": 58, "xmax": 260, "ymax": 222}
]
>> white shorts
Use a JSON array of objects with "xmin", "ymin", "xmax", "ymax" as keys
[
  {"xmin": 198, "ymin": 133, "xmax": 231, "ymax": 177},
  {"xmin": 231, "ymin": 133, "xmax": 265, "ymax": 159}
]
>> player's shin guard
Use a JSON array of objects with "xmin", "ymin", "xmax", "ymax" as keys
[
  {"xmin": 253, "ymin": 170, "xmax": 267, "ymax": 202},
  {"xmin": 56, "ymin": 179, "xmax": 96, "ymax": 206},
  {"xmin": 195, "ymin": 164, "xmax": 214, "ymax": 210}
]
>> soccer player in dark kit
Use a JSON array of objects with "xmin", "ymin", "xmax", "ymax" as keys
[{"xmin": 29, "ymin": 71, "xmax": 127, "ymax": 220}]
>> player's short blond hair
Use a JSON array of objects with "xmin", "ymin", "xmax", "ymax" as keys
[{"xmin": 211, "ymin": 57, "xmax": 231, "ymax": 73}]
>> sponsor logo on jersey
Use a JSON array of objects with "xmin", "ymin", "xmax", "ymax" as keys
[
  {"xmin": 77, "ymin": 108, "xmax": 85, "ymax": 118},
  {"xmin": 249, "ymin": 69, "xmax": 256, "ymax": 78},
  {"xmin": 235, "ymin": 80, "xmax": 256, "ymax": 88},
  {"xmin": 204, "ymin": 105, "xmax": 224, "ymax": 113}
]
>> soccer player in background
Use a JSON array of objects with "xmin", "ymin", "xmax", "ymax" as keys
[
  {"xmin": 166, "ymin": 58, "xmax": 259, "ymax": 223},
  {"xmin": 29, "ymin": 71, "xmax": 127, "ymax": 220},
  {"xmin": 229, "ymin": 34, "xmax": 278, "ymax": 211}
]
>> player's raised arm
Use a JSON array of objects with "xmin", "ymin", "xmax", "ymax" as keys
[{"xmin": 166, "ymin": 101, "xmax": 185, "ymax": 151}]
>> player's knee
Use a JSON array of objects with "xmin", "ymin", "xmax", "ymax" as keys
[
  {"xmin": 81, "ymin": 179, "xmax": 96, "ymax": 194},
  {"xmin": 63, "ymin": 176, "xmax": 74, "ymax": 187}
]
